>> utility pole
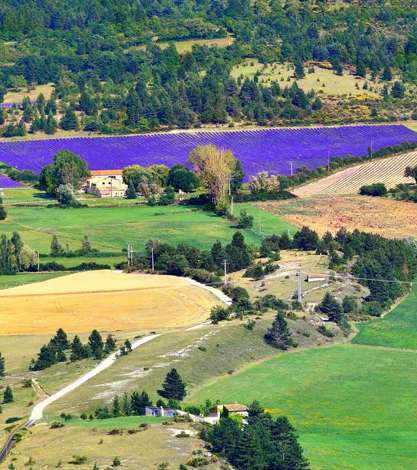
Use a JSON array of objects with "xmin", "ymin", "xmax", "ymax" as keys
[
  {"xmin": 327, "ymin": 150, "xmax": 330, "ymax": 171},
  {"xmin": 289, "ymin": 161, "xmax": 294, "ymax": 177},
  {"xmin": 296, "ymin": 270, "xmax": 302, "ymax": 303},
  {"xmin": 370, "ymin": 139, "xmax": 373, "ymax": 158},
  {"xmin": 223, "ymin": 259, "xmax": 228, "ymax": 287},
  {"xmin": 151, "ymin": 245, "xmax": 155, "ymax": 273},
  {"xmin": 230, "ymin": 195, "xmax": 234, "ymax": 216},
  {"xmin": 36, "ymin": 251, "xmax": 40, "ymax": 272}
]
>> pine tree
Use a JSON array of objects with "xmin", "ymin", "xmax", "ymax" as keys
[
  {"xmin": 0, "ymin": 352, "xmax": 5, "ymax": 377},
  {"xmin": 319, "ymin": 293, "xmax": 343, "ymax": 323},
  {"xmin": 88, "ymin": 329, "xmax": 104, "ymax": 359},
  {"xmin": 51, "ymin": 328, "xmax": 69, "ymax": 350},
  {"xmin": 0, "ymin": 196, "xmax": 7, "ymax": 221},
  {"xmin": 122, "ymin": 392, "xmax": 131, "ymax": 416},
  {"xmin": 158, "ymin": 368, "xmax": 187, "ymax": 401},
  {"xmin": 60, "ymin": 109, "xmax": 79, "ymax": 130},
  {"xmin": 45, "ymin": 113, "xmax": 57, "ymax": 134},
  {"xmin": 231, "ymin": 427, "xmax": 265, "ymax": 470},
  {"xmin": 50, "ymin": 235, "xmax": 64, "ymax": 257},
  {"xmin": 112, "ymin": 395, "xmax": 121, "ymax": 417},
  {"xmin": 3, "ymin": 385, "xmax": 13, "ymax": 403},
  {"xmin": 264, "ymin": 313, "xmax": 293, "ymax": 350},
  {"xmin": 124, "ymin": 339, "xmax": 132, "ymax": 353},
  {"xmin": 70, "ymin": 335, "xmax": 85, "ymax": 361},
  {"xmin": 104, "ymin": 334, "xmax": 116, "ymax": 354}
]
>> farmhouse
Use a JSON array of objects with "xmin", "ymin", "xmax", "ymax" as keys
[{"xmin": 84, "ymin": 170, "xmax": 127, "ymax": 198}]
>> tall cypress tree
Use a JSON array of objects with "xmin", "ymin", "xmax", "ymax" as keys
[
  {"xmin": 3, "ymin": 385, "xmax": 13, "ymax": 403},
  {"xmin": 0, "ymin": 352, "xmax": 5, "ymax": 377}
]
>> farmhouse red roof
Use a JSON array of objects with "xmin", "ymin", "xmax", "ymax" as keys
[{"xmin": 90, "ymin": 169, "xmax": 123, "ymax": 176}]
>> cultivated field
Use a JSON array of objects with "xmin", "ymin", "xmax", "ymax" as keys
[
  {"xmin": 258, "ymin": 195, "xmax": 417, "ymax": 239},
  {"xmin": 294, "ymin": 152, "xmax": 417, "ymax": 197},
  {"xmin": 0, "ymin": 270, "xmax": 224, "ymax": 335},
  {"xmin": 189, "ymin": 344, "xmax": 417, "ymax": 470}
]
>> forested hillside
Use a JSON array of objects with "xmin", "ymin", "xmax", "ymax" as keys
[{"xmin": 0, "ymin": 0, "xmax": 416, "ymax": 136}]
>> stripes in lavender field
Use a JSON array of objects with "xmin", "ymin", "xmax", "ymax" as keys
[
  {"xmin": 0, "ymin": 125, "xmax": 416, "ymax": 179},
  {"xmin": 0, "ymin": 175, "xmax": 22, "ymax": 188}
]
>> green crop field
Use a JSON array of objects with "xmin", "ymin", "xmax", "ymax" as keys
[
  {"xmin": 62, "ymin": 416, "xmax": 170, "ymax": 429},
  {"xmin": 188, "ymin": 344, "xmax": 417, "ymax": 470},
  {"xmin": 0, "ymin": 190, "xmax": 295, "ymax": 259},
  {"xmin": 0, "ymin": 272, "xmax": 67, "ymax": 290},
  {"xmin": 353, "ymin": 284, "xmax": 417, "ymax": 350}
]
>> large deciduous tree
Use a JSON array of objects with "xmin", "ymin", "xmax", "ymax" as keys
[{"xmin": 188, "ymin": 144, "xmax": 238, "ymax": 211}]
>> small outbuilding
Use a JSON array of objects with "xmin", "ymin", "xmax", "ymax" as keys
[{"xmin": 145, "ymin": 406, "xmax": 176, "ymax": 418}]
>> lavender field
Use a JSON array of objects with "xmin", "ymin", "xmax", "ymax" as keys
[
  {"xmin": 0, "ymin": 174, "xmax": 22, "ymax": 188},
  {"xmin": 0, "ymin": 125, "xmax": 416, "ymax": 178}
]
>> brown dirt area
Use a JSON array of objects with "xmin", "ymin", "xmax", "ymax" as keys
[
  {"xmin": 0, "ymin": 271, "xmax": 222, "ymax": 335},
  {"xmin": 257, "ymin": 195, "xmax": 417, "ymax": 239}
]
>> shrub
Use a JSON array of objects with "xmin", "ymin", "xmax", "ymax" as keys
[{"xmin": 359, "ymin": 183, "xmax": 387, "ymax": 196}]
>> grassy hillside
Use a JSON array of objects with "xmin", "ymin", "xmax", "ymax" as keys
[
  {"xmin": 188, "ymin": 344, "xmax": 417, "ymax": 470},
  {"xmin": 353, "ymin": 283, "xmax": 417, "ymax": 349}
]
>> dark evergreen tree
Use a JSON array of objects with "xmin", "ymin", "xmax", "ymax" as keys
[
  {"xmin": 104, "ymin": 334, "xmax": 116, "ymax": 353},
  {"xmin": 3, "ymin": 385, "xmax": 13, "ymax": 403},
  {"xmin": 88, "ymin": 329, "xmax": 104, "ymax": 359},
  {"xmin": 264, "ymin": 313, "xmax": 293, "ymax": 350},
  {"xmin": 70, "ymin": 335, "xmax": 85, "ymax": 361},
  {"xmin": 158, "ymin": 368, "xmax": 187, "ymax": 401},
  {"xmin": 59, "ymin": 109, "xmax": 79, "ymax": 130},
  {"xmin": 0, "ymin": 352, "xmax": 5, "ymax": 377},
  {"xmin": 112, "ymin": 395, "xmax": 121, "ymax": 417},
  {"xmin": 319, "ymin": 293, "xmax": 344, "ymax": 323}
]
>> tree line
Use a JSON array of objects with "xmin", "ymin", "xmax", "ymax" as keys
[{"xmin": 29, "ymin": 328, "xmax": 117, "ymax": 371}]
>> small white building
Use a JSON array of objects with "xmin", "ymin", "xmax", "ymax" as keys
[{"xmin": 84, "ymin": 170, "xmax": 127, "ymax": 198}]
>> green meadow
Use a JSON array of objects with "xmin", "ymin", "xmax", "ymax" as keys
[
  {"xmin": 1, "ymin": 190, "xmax": 295, "ymax": 257},
  {"xmin": 353, "ymin": 284, "xmax": 417, "ymax": 349},
  {"xmin": 188, "ymin": 344, "xmax": 417, "ymax": 470}
]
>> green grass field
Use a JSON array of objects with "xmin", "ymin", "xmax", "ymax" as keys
[
  {"xmin": 188, "ymin": 344, "xmax": 417, "ymax": 470},
  {"xmin": 1, "ymin": 190, "xmax": 295, "ymax": 258},
  {"xmin": 353, "ymin": 284, "xmax": 417, "ymax": 350},
  {"xmin": 0, "ymin": 272, "xmax": 67, "ymax": 290}
]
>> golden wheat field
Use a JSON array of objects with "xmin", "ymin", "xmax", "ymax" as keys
[
  {"xmin": 0, "ymin": 271, "xmax": 221, "ymax": 335},
  {"xmin": 258, "ymin": 195, "xmax": 417, "ymax": 239}
]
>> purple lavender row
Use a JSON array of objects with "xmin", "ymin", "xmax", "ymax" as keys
[
  {"xmin": 0, "ymin": 124, "xmax": 416, "ymax": 178},
  {"xmin": 0, "ymin": 174, "xmax": 23, "ymax": 188}
]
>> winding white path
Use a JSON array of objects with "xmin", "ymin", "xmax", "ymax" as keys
[
  {"xmin": 28, "ymin": 278, "xmax": 231, "ymax": 423},
  {"xmin": 29, "ymin": 334, "xmax": 160, "ymax": 422}
]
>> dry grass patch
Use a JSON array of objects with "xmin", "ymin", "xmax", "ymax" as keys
[
  {"xmin": 258, "ymin": 195, "xmax": 417, "ymax": 238},
  {"xmin": 0, "ymin": 270, "xmax": 223, "ymax": 335},
  {"xmin": 231, "ymin": 59, "xmax": 380, "ymax": 96},
  {"xmin": 5, "ymin": 422, "xmax": 221, "ymax": 469},
  {"xmin": 4, "ymin": 83, "xmax": 54, "ymax": 103}
]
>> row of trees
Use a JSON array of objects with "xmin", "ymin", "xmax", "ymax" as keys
[
  {"xmin": 0, "ymin": 231, "xmax": 35, "ymax": 274},
  {"xmin": 30, "ymin": 329, "xmax": 117, "ymax": 371}
]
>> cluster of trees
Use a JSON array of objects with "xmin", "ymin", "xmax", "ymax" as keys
[
  {"xmin": 202, "ymin": 401, "xmax": 309, "ymax": 470},
  {"xmin": 133, "ymin": 231, "xmax": 253, "ymax": 280},
  {"xmin": 299, "ymin": 226, "xmax": 417, "ymax": 315},
  {"xmin": 122, "ymin": 162, "xmax": 199, "ymax": 204},
  {"xmin": 30, "ymin": 329, "xmax": 116, "ymax": 371},
  {"xmin": 0, "ymin": 231, "xmax": 35, "ymax": 274},
  {"xmin": 1, "ymin": 0, "xmax": 416, "ymax": 135},
  {"xmin": 50, "ymin": 235, "xmax": 96, "ymax": 257},
  {"xmin": 39, "ymin": 150, "xmax": 89, "ymax": 206},
  {"xmin": 93, "ymin": 368, "xmax": 186, "ymax": 419}
]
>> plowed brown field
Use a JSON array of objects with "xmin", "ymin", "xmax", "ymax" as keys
[
  {"xmin": 257, "ymin": 195, "xmax": 417, "ymax": 239},
  {"xmin": 0, "ymin": 271, "xmax": 221, "ymax": 335}
]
